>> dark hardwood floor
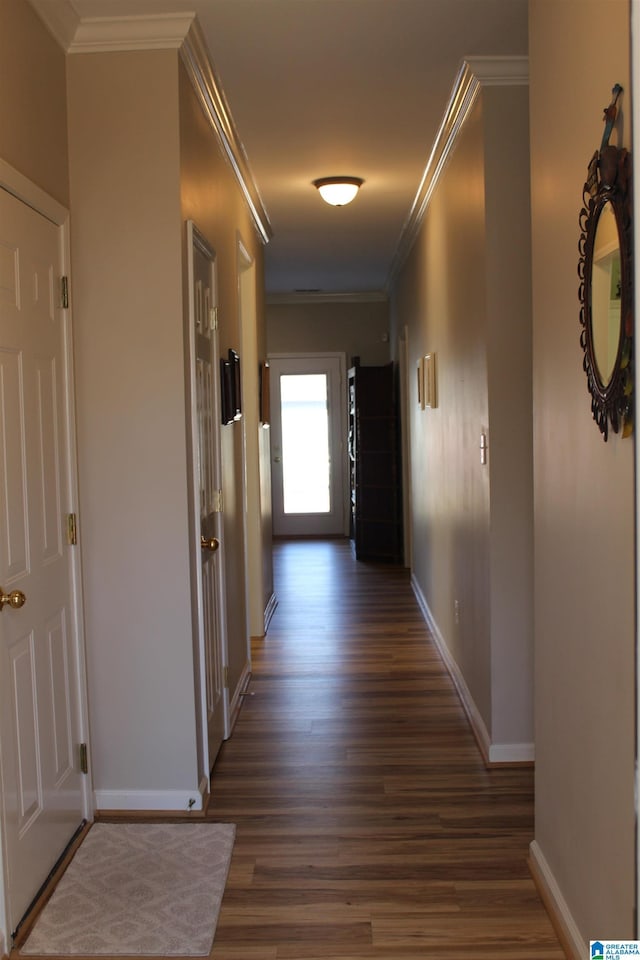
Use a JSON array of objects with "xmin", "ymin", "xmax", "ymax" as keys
[{"xmin": 207, "ymin": 538, "xmax": 565, "ymax": 959}]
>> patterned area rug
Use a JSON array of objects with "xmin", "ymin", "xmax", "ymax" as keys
[{"xmin": 20, "ymin": 822, "xmax": 236, "ymax": 956}]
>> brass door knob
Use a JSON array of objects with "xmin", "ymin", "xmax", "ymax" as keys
[
  {"xmin": 0, "ymin": 588, "xmax": 26, "ymax": 611},
  {"xmin": 200, "ymin": 536, "xmax": 220, "ymax": 552}
]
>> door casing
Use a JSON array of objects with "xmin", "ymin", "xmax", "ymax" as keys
[
  {"xmin": 185, "ymin": 221, "xmax": 229, "ymax": 784},
  {"xmin": 268, "ymin": 352, "xmax": 348, "ymax": 538}
]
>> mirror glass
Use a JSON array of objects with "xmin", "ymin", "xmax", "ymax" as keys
[{"xmin": 590, "ymin": 200, "xmax": 622, "ymax": 387}]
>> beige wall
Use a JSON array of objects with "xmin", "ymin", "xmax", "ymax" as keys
[
  {"xmin": 529, "ymin": 0, "xmax": 634, "ymax": 943},
  {"xmin": 392, "ymin": 82, "xmax": 533, "ymax": 758},
  {"xmin": 0, "ymin": 0, "xmax": 69, "ymax": 206},
  {"xmin": 65, "ymin": 47, "xmax": 272, "ymax": 804},
  {"xmin": 65, "ymin": 44, "xmax": 273, "ymax": 803},
  {"xmin": 484, "ymin": 87, "xmax": 533, "ymax": 746},
  {"xmin": 178, "ymin": 61, "xmax": 272, "ymax": 655},
  {"xmin": 396, "ymin": 98, "xmax": 492, "ymax": 726},
  {"xmin": 67, "ymin": 50, "xmax": 201, "ymax": 796},
  {"xmin": 267, "ymin": 299, "xmax": 391, "ymax": 366}
]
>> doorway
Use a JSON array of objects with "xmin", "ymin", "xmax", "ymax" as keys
[
  {"xmin": 186, "ymin": 222, "xmax": 229, "ymax": 781},
  {"xmin": 269, "ymin": 354, "xmax": 347, "ymax": 537},
  {"xmin": 0, "ymin": 176, "xmax": 90, "ymax": 941}
]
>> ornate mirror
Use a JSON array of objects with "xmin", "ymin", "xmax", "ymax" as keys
[{"xmin": 578, "ymin": 84, "xmax": 633, "ymax": 440}]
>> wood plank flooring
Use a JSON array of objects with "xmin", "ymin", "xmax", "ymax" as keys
[{"xmin": 208, "ymin": 538, "xmax": 565, "ymax": 960}]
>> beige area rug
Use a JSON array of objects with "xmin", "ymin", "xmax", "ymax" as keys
[{"xmin": 20, "ymin": 822, "xmax": 236, "ymax": 957}]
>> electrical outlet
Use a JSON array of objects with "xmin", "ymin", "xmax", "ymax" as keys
[{"xmin": 454, "ymin": 600, "xmax": 460, "ymax": 624}]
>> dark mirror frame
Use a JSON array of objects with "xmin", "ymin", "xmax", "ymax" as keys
[{"xmin": 578, "ymin": 85, "xmax": 633, "ymax": 441}]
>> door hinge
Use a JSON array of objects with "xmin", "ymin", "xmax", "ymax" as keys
[
  {"xmin": 79, "ymin": 743, "xmax": 88, "ymax": 775},
  {"xmin": 223, "ymin": 666, "xmax": 229, "ymax": 689},
  {"xmin": 61, "ymin": 276, "xmax": 69, "ymax": 309},
  {"xmin": 213, "ymin": 489, "xmax": 223, "ymax": 513},
  {"xmin": 210, "ymin": 307, "xmax": 218, "ymax": 332},
  {"xmin": 66, "ymin": 513, "xmax": 78, "ymax": 546}
]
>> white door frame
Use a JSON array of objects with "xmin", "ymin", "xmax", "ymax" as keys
[
  {"xmin": 0, "ymin": 160, "xmax": 92, "ymax": 951},
  {"xmin": 185, "ymin": 221, "xmax": 229, "ymax": 785},
  {"xmin": 268, "ymin": 352, "xmax": 349, "ymax": 538},
  {"xmin": 237, "ymin": 237, "xmax": 263, "ymax": 642}
]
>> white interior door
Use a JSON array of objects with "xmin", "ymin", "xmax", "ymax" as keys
[
  {"xmin": 269, "ymin": 354, "xmax": 346, "ymax": 537},
  {"xmin": 0, "ymin": 187, "xmax": 86, "ymax": 935},
  {"xmin": 187, "ymin": 222, "xmax": 228, "ymax": 778}
]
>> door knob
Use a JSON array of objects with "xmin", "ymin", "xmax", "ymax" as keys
[
  {"xmin": 200, "ymin": 536, "xmax": 220, "ymax": 552},
  {"xmin": 0, "ymin": 588, "xmax": 26, "ymax": 611}
]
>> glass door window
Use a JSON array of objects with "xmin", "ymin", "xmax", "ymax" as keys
[{"xmin": 281, "ymin": 374, "xmax": 330, "ymax": 514}]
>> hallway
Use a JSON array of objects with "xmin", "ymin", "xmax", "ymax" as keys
[{"xmin": 208, "ymin": 539, "xmax": 565, "ymax": 959}]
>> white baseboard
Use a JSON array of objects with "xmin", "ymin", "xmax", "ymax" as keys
[
  {"xmin": 410, "ymin": 575, "xmax": 534, "ymax": 765},
  {"xmin": 489, "ymin": 741, "xmax": 535, "ymax": 763},
  {"xmin": 264, "ymin": 592, "xmax": 277, "ymax": 633},
  {"xmin": 94, "ymin": 780, "xmax": 207, "ymax": 813},
  {"xmin": 228, "ymin": 660, "xmax": 251, "ymax": 734},
  {"xmin": 529, "ymin": 840, "xmax": 585, "ymax": 960}
]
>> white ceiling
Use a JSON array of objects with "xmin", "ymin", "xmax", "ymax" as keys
[{"xmin": 29, "ymin": 0, "xmax": 528, "ymax": 297}]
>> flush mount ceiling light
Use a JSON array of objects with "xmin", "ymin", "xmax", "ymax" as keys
[{"xmin": 312, "ymin": 176, "xmax": 364, "ymax": 206}]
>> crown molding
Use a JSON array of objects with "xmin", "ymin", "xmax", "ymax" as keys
[
  {"xmin": 180, "ymin": 20, "xmax": 272, "ymax": 245},
  {"xmin": 386, "ymin": 55, "xmax": 528, "ymax": 291},
  {"xmin": 464, "ymin": 55, "xmax": 529, "ymax": 86},
  {"xmin": 69, "ymin": 13, "xmax": 195, "ymax": 52},
  {"xmin": 28, "ymin": 6, "xmax": 272, "ymax": 246},
  {"xmin": 29, "ymin": 0, "xmax": 80, "ymax": 51},
  {"xmin": 267, "ymin": 291, "xmax": 388, "ymax": 306},
  {"xmin": 29, "ymin": 6, "xmax": 196, "ymax": 53}
]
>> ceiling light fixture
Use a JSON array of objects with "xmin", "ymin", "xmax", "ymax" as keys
[{"xmin": 313, "ymin": 176, "xmax": 364, "ymax": 207}]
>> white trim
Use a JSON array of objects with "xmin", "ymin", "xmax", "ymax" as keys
[
  {"xmin": 28, "ymin": 8, "xmax": 196, "ymax": 53},
  {"xmin": 26, "ymin": 0, "xmax": 79, "ymax": 51},
  {"xmin": 411, "ymin": 575, "xmax": 491, "ymax": 760},
  {"xmin": 267, "ymin": 352, "xmax": 349, "ymax": 538},
  {"xmin": 411, "ymin": 575, "xmax": 534, "ymax": 765},
  {"xmin": 387, "ymin": 55, "xmax": 529, "ymax": 290},
  {"xmin": 264, "ymin": 592, "xmax": 278, "ymax": 634},
  {"xmin": 489, "ymin": 742, "xmax": 535, "ymax": 764},
  {"xmin": 26, "ymin": 8, "xmax": 272, "ymax": 248},
  {"xmin": 236, "ymin": 235, "xmax": 258, "ymax": 663},
  {"xmin": 228, "ymin": 661, "xmax": 252, "ymax": 735},
  {"xmin": 529, "ymin": 840, "xmax": 586, "ymax": 960},
  {"xmin": 0, "ymin": 159, "xmax": 67, "ymax": 226},
  {"xmin": 464, "ymin": 55, "xmax": 529, "ymax": 86},
  {"xmin": 94, "ymin": 785, "xmax": 207, "ymax": 813},
  {"xmin": 0, "ymin": 170, "xmax": 93, "ymax": 947},
  {"xmin": 185, "ymin": 220, "xmax": 230, "ymax": 783},
  {"xmin": 181, "ymin": 21, "xmax": 272, "ymax": 245},
  {"xmin": 60, "ymin": 217, "xmax": 95, "ymax": 825},
  {"xmin": 71, "ymin": 13, "xmax": 194, "ymax": 52}
]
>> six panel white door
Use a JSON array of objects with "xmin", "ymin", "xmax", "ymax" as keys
[{"xmin": 0, "ymin": 188, "xmax": 85, "ymax": 935}]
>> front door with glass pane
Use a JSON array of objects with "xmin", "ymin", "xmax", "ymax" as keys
[{"xmin": 269, "ymin": 354, "xmax": 346, "ymax": 537}]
